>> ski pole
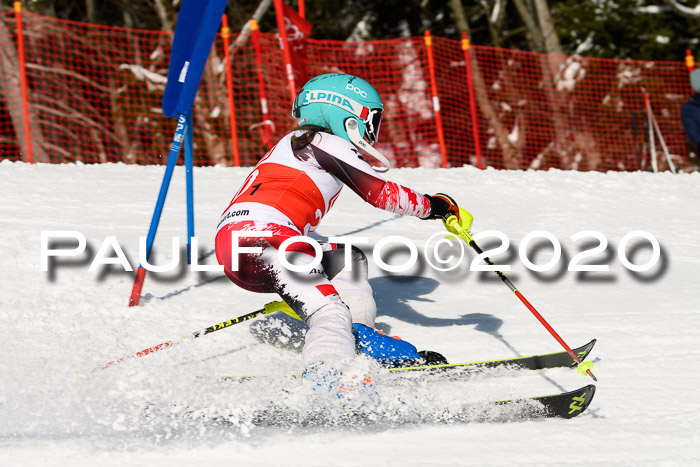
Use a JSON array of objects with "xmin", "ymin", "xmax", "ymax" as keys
[
  {"xmin": 444, "ymin": 216, "xmax": 597, "ymax": 382},
  {"xmin": 92, "ymin": 301, "xmax": 299, "ymax": 373}
]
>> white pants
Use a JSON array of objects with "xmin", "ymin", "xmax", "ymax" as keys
[{"xmin": 216, "ymin": 222, "xmax": 377, "ymax": 366}]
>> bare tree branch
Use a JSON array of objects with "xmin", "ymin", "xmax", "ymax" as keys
[
  {"xmin": 232, "ymin": 0, "xmax": 274, "ymax": 49},
  {"xmin": 663, "ymin": 0, "xmax": 700, "ymax": 19},
  {"xmin": 151, "ymin": 0, "xmax": 177, "ymax": 31}
]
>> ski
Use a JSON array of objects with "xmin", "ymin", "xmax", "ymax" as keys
[
  {"xmin": 491, "ymin": 384, "xmax": 596, "ymax": 419},
  {"xmin": 389, "ymin": 338, "xmax": 597, "ymax": 376},
  {"xmin": 242, "ymin": 385, "xmax": 596, "ymax": 426},
  {"xmin": 221, "ymin": 339, "xmax": 596, "ymax": 381}
]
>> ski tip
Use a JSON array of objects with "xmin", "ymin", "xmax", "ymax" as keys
[
  {"xmin": 563, "ymin": 384, "xmax": 596, "ymax": 419},
  {"xmin": 577, "ymin": 339, "xmax": 597, "ymax": 365}
]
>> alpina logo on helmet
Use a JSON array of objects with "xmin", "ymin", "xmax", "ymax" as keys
[
  {"xmin": 346, "ymin": 83, "xmax": 368, "ymax": 98},
  {"xmin": 303, "ymin": 90, "xmax": 356, "ymax": 111}
]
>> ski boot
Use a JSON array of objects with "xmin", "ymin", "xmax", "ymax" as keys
[
  {"xmin": 301, "ymin": 363, "xmax": 378, "ymax": 406},
  {"xmin": 352, "ymin": 324, "xmax": 448, "ymax": 367}
]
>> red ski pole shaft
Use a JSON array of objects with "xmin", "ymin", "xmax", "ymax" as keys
[{"xmin": 445, "ymin": 217, "xmax": 597, "ymax": 382}]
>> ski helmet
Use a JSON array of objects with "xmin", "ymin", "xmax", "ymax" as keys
[
  {"xmin": 292, "ymin": 73, "xmax": 384, "ymax": 145},
  {"xmin": 691, "ymin": 68, "xmax": 700, "ymax": 93}
]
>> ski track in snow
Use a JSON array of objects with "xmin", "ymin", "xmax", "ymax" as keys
[{"xmin": 1, "ymin": 160, "xmax": 699, "ymax": 466}]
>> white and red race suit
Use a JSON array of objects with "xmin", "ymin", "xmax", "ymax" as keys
[{"xmin": 215, "ymin": 130, "xmax": 431, "ymax": 365}]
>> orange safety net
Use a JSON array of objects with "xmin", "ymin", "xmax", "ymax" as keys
[{"xmin": 0, "ymin": 11, "xmax": 696, "ymax": 171}]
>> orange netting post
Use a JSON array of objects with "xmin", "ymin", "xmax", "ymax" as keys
[
  {"xmin": 686, "ymin": 49, "xmax": 695, "ymax": 75},
  {"xmin": 13, "ymin": 1, "xmax": 33, "ymax": 164},
  {"xmin": 424, "ymin": 30, "xmax": 448, "ymax": 168},
  {"xmin": 0, "ymin": 11, "xmax": 694, "ymax": 172},
  {"xmin": 462, "ymin": 32, "xmax": 484, "ymax": 170},
  {"xmin": 251, "ymin": 19, "xmax": 272, "ymax": 149},
  {"xmin": 221, "ymin": 14, "xmax": 240, "ymax": 166}
]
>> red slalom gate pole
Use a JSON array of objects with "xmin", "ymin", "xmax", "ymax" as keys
[
  {"xmin": 13, "ymin": 1, "xmax": 33, "ymax": 164},
  {"xmin": 251, "ymin": 19, "xmax": 272, "ymax": 149},
  {"xmin": 686, "ymin": 49, "xmax": 695, "ymax": 75},
  {"xmin": 424, "ymin": 31, "xmax": 448, "ymax": 168},
  {"xmin": 273, "ymin": 0, "xmax": 297, "ymax": 103},
  {"xmin": 128, "ymin": 268, "xmax": 147, "ymax": 307},
  {"xmin": 221, "ymin": 14, "xmax": 241, "ymax": 166}
]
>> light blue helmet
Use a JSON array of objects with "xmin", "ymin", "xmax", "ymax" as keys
[
  {"xmin": 292, "ymin": 73, "xmax": 384, "ymax": 145},
  {"xmin": 691, "ymin": 69, "xmax": 700, "ymax": 93}
]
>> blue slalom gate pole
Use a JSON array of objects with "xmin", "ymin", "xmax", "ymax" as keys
[
  {"xmin": 128, "ymin": 0, "xmax": 228, "ymax": 307},
  {"xmin": 185, "ymin": 117, "xmax": 195, "ymax": 264},
  {"xmin": 129, "ymin": 115, "xmax": 188, "ymax": 307}
]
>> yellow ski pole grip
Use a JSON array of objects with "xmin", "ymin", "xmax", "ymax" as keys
[
  {"xmin": 263, "ymin": 300, "xmax": 302, "ymax": 321},
  {"xmin": 443, "ymin": 214, "xmax": 474, "ymax": 243}
]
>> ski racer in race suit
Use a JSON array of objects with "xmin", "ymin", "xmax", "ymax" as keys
[
  {"xmin": 215, "ymin": 73, "xmax": 461, "ymax": 369},
  {"xmin": 681, "ymin": 69, "xmax": 700, "ymax": 154}
]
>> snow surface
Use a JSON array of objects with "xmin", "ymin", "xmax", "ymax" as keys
[{"xmin": 1, "ymin": 160, "xmax": 699, "ymax": 466}]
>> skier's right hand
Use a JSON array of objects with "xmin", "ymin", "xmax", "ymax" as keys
[
  {"xmin": 422, "ymin": 193, "xmax": 460, "ymax": 221},
  {"xmin": 422, "ymin": 193, "xmax": 474, "ymax": 234}
]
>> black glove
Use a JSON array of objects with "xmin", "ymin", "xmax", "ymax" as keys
[{"xmin": 422, "ymin": 193, "xmax": 460, "ymax": 220}]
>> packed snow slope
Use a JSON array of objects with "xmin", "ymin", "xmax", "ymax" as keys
[{"xmin": 1, "ymin": 160, "xmax": 699, "ymax": 466}]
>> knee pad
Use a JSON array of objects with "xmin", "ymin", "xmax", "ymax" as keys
[{"xmin": 331, "ymin": 247, "xmax": 377, "ymax": 327}]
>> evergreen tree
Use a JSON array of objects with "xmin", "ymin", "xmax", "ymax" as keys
[
  {"xmin": 1, "ymin": 0, "xmax": 697, "ymax": 61},
  {"xmin": 552, "ymin": 0, "xmax": 698, "ymax": 60}
]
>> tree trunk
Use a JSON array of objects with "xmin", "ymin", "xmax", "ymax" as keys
[
  {"xmin": 449, "ymin": 0, "xmax": 524, "ymax": 168},
  {"xmin": 152, "ymin": 0, "xmax": 177, "ymax": 32},
  {"xmin": 514, "ymin": 0, "xmax": 602, "ymax": 169},
  {"xmin": 448, "ymin": 0, "xmax": 470, "ymax": 32},
  {"xmin": 512, "ymin": 0, "xmax": 545, "ymax": 52},
  {"xmin": 85, "ymin": 0, "xmax": 98, "ymax": 25},
  {"xmin": 533, "ymin": 0, "xmax": 563, "ymax": 55}
]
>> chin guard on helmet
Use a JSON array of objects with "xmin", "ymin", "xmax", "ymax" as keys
[{"xmin": 345, "ymin": 119, "xmax": 391, "ymax": 172}]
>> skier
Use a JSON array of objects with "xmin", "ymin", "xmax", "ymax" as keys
[
  {"xmin": 215, "ymin": 73, "xmax": 469, "ymax": 381},
  {"xmin": 681, "ymin": 69, "xmax": 700, "ymax": 155}
]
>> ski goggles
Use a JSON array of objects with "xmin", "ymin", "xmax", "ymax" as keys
[
  {"xmin": 293, "ymin": 89, "xmax": 384, "ymax": 142},
  {"xmin": 364, "ymin": 108, "xmax": 383, "ymax": 143}
]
